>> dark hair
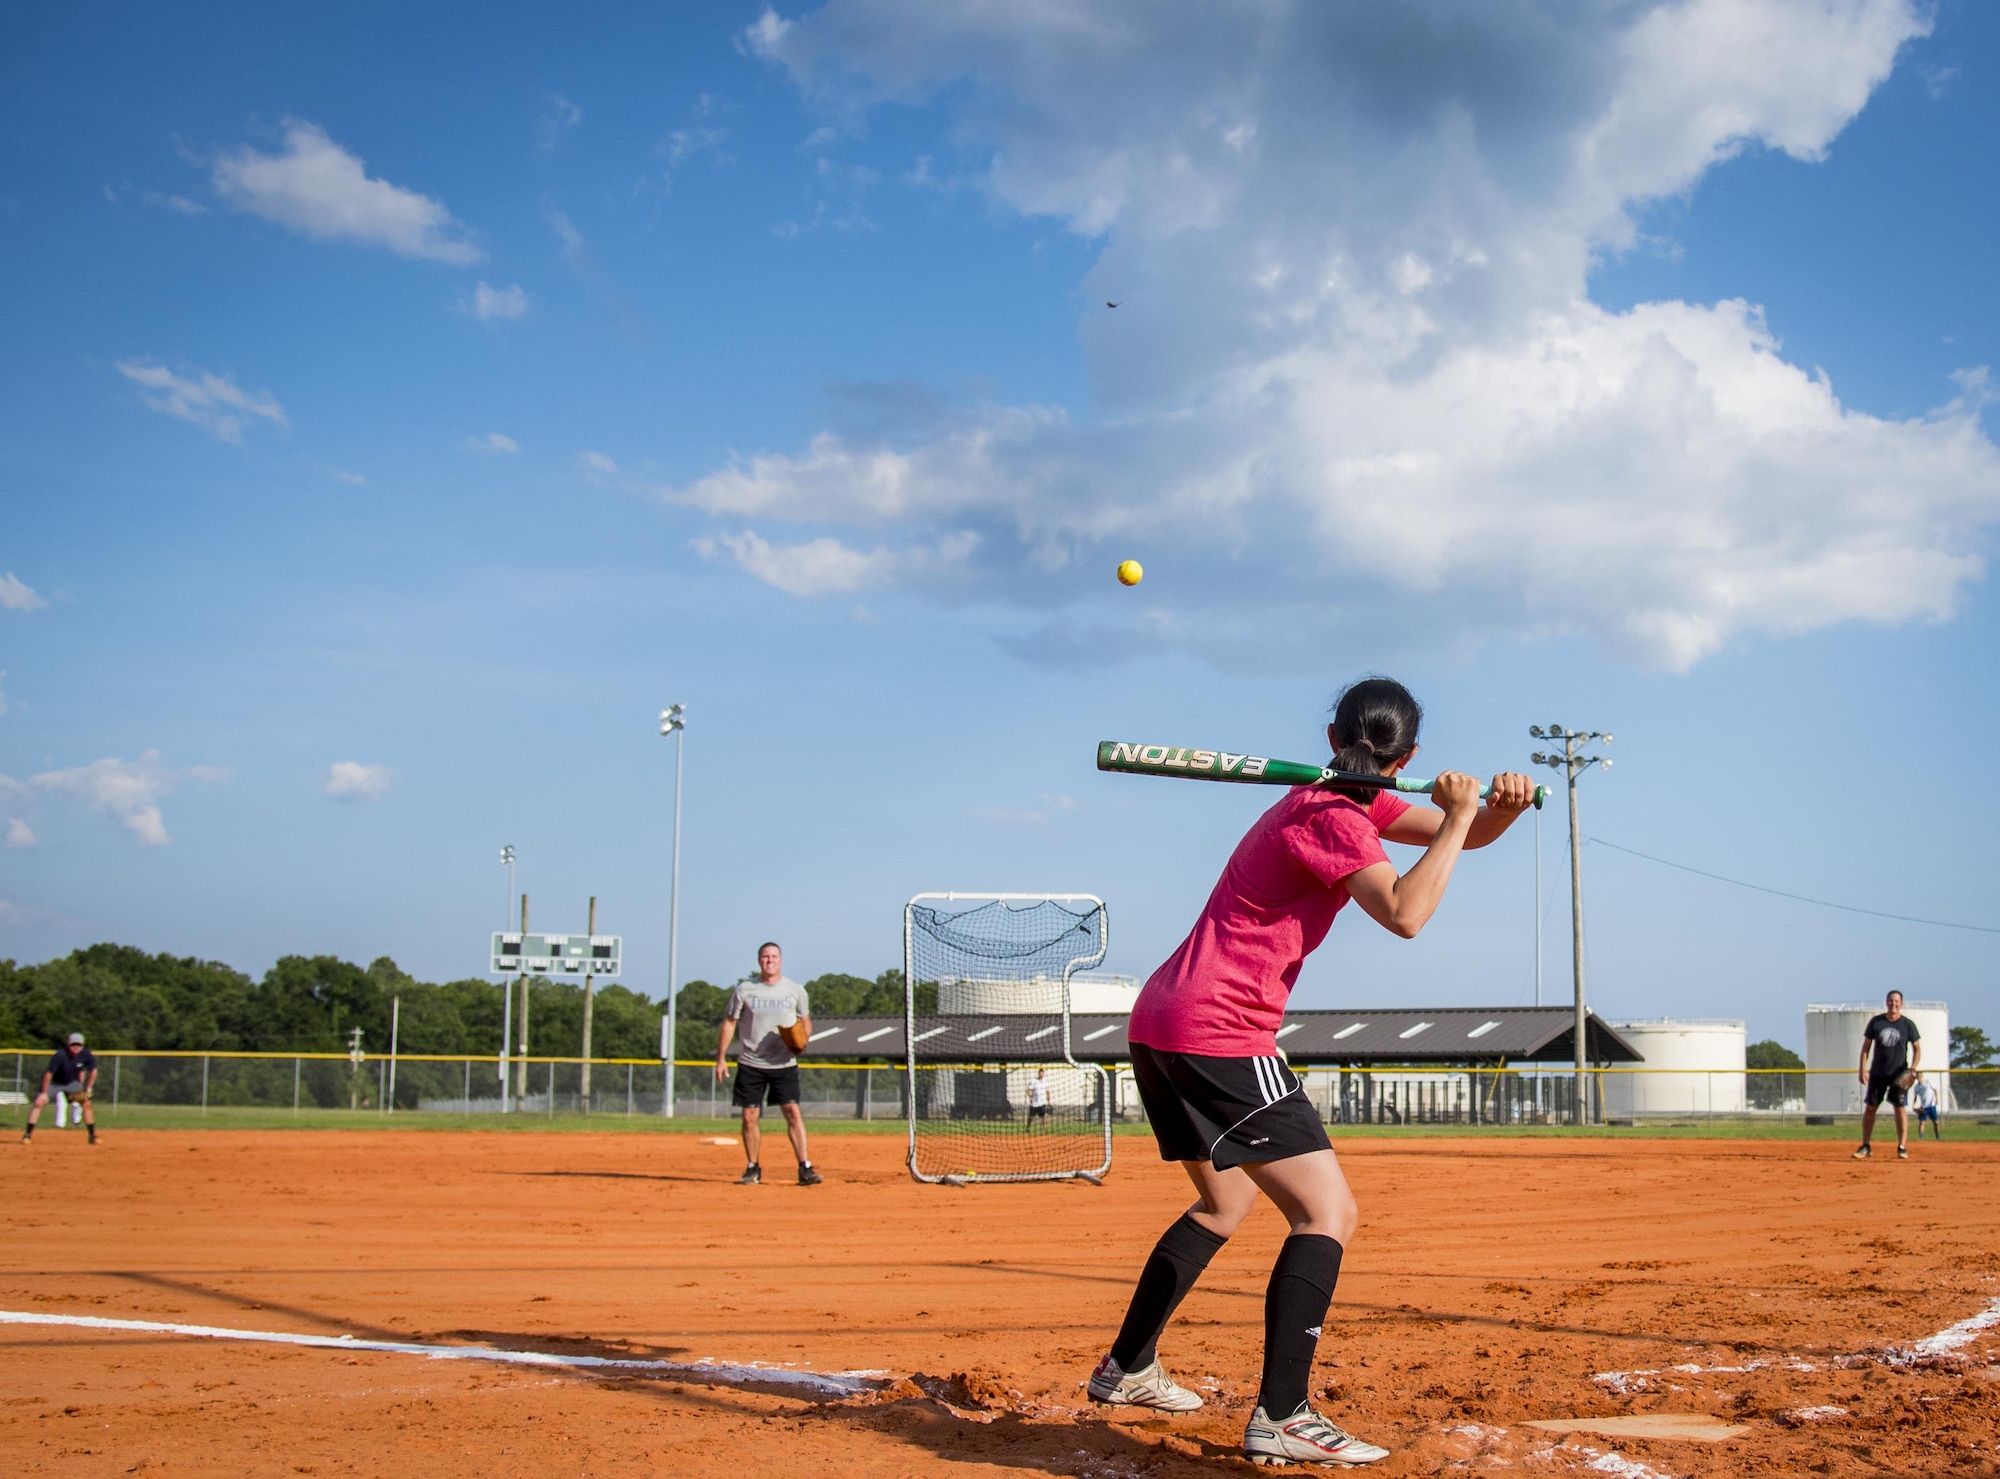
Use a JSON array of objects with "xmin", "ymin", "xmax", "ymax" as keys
[
  {"xmin": 1328, "ymin": 677, "xmax": 1422, "ymax": 800},
  {"xmin": 758, "ymin": 941, "xmax": 781, "ymax": 956}
]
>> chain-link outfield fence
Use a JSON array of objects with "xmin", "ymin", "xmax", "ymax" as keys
[{"xmin": 2, "ymin": 1051, "xmax": 1994, "ymax": 1126}]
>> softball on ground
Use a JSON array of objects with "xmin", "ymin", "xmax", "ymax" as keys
[{"xmin": 1115, "ymin": 559, "xmax": 1144, "ymax": 587}]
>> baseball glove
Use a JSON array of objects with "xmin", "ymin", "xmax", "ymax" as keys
[
  {"xmin": 780, "ymin": 1019, "xmax": 810, "ymax": 1054},
  {"xmin": 1894, "ymin": 1066, "xmax": 1917, "ymax": 1091}
]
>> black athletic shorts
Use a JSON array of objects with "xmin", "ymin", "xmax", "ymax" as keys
[
  {"xmin": 1865, "ymin": 1074, "xmax": 1908, "ymax": 1109},
  {"xmin": 732, "ymin": 1062, "xmax": 801, "ymax": 1108},
  {"xmin": 1130, "ymin": 1042, "xmax": 1331, "ymax": 1170}
]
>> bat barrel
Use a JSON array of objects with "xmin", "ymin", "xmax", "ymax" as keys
[{"xmin": 1097, "ymin": 742, "xmax": 1548, "ymax": 809}]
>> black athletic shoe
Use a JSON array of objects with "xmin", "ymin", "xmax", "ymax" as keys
[
  {"xmin": 87, "ymin": 1128, "xmax": 98, "ymax": 1145},
  {"xmin": 737, "ymin": 1164, "xmax": 762, "ymax": 1185},
  {"xmin": 797, "ymin": 1162, "xmax": 822, "ymax": 1186},
  {"xmin": 1896, "ymin": 1145, "xmax": 1909, "ymax": 1159},
  {"xmin": 1851, "ymin": 1143, "xmax": 1871, "ymax": 1159}
]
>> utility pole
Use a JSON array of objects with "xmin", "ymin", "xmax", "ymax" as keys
[
  {"xmin": 386, "ymin": 996, "xmax": 401, "ymax": 1115},
  {"xmin": 660, "ymin": 703, "xmax": 687, "ymax": 1118},
  {"xmin": 579, "ymin": 895, "xmax": 597, "ymax": 1110},
  {"xmin": 516, "ymin": 892, "xmax": 531, "ymax": 1104},
  {"xmin": 1533, "ymin": 805, "xmax": 1542, "ymax": 1008},
  {"xmin": 1530, "ymin": 725, "xmax": 1612, "ymax": 1125},
  {"xmin": 499, "ymin": 846, "xmax": 515, "ymax": 1113}
]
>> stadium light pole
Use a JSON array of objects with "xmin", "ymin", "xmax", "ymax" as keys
[
  {"xmin": 660, "ymin": 703, "xmax": 687, "ymax": 1118},
  {"xmin": 1533, "ymin": 808, "xmax": 1542, "ymax": 1008},
  {"xmin": 1530, "ymin": 726, "xmax": 1612, "ymax": 1125},
  {"xmin": 498, "ymin": 845, "xmax": 515, "ymax": 1114}
]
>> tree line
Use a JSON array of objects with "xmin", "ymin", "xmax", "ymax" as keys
[
  {"xmin": 6, "ymin": 947, "xmax": 1987, "ymax": 1075},
  {"xmin": 0, "ymin": 945, "xmax": 908, "ymax": 1063}
]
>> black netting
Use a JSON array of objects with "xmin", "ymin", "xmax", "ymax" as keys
[{"xmin": 905, "ymin": 896, "xmax": 1111, "ymax": 1184}]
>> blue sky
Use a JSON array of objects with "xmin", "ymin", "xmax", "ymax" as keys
[{"xmin": 4, "ymin": 1, "xmax": 1997, "ymax": 1051}]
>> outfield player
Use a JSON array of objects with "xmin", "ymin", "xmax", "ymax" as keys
[
  {"xmin": 1087, "ymin": 678, "xmax": 1535, "ymax": 1466},
  {"xmin": 1854, "ymin": 990, "xmax": 1921, "ymax": 1160},
  {"xmin": 715, "ymin": 942, "xmax": 822, "ymax": 1186},
  {"xmin": 1026, "ymin": 1068, "xmax": 1052, "ymax": 1128},
  {"xmin": 1909, "ymin": 1071, "xmax": 1942, "ymax": 1141},
  {"xmin": 21, "ymin": 1033, "xmax": 99, "ymax": 1145}
]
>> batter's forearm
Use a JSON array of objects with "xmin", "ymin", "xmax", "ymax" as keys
[
  {"xmin": 1464, "ymin": 807, "xmax": 1522, "ymax": 849},
  {"xmin": 1385, "ymin": 810, "xmax": 1476, "ymax": 937}
]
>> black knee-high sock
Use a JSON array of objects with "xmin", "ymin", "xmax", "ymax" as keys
[
  {"xmin": 1109, "ymin": 1213, "xmax": 1228, "ymax": 1370},
  {"xmin": 1259, "ymin": 1234, "xmax": 1343, "ymax": 1419}
]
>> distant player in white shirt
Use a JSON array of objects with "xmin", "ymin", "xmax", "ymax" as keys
[
  {"xmin": 1026, "ymin": 1068, "xmax": 1052, "ymax": 1129},
  {"xmin": 1909, "ymin": 1071, "xmax": 1942, "ymax": 1141}
]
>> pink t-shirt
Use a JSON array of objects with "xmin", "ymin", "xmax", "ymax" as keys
[{"xmin": 1128, "ymin": 788, "xmax": 1412, "ymax": 1057}]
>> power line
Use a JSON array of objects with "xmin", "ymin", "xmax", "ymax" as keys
[{"xmin": 1586, "ymin": 837, "xmax": 2000, "ymax": 936}]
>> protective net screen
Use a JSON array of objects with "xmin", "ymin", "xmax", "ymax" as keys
[{"xmin": 905, "ymin": 895, "xmax": 1111, "ymax": 1183}]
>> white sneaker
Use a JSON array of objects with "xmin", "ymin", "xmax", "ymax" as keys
[
  {"xmin": 1086, "ymin": 1353, "xmax": 1204, "ymax": 1412},
  {"xmin": 1243, "ymin": 1404, "xmax": 1388, "ymax": 1466}
]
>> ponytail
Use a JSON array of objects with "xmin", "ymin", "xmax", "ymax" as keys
[{"xmin": 1328, "ymin": 677, "xmax": 1422, "ymax": 801}]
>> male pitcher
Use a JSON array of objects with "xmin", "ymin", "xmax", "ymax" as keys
[
  {"xmin": 1854, "ymin": 990, "xmax": 1921, "ymax": 1161},
  {"xmin": 715, "ymin": 942, "xmax": 822, "ymax": 1186}
]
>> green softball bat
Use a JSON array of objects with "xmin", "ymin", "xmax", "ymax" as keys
[{"xmin": 1096, "ymin": 741, "xmax": 1548, "ymax": 809}]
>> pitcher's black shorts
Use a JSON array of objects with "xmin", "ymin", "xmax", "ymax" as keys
[
  {"xmin": 1865, "ymin": 1074, "xmax": 1908, "ymax": 1109},
  {"xmin": 1130, "ymin": 1042, "xmax": 1330, "ymax": 1170},
  {"xmin": 732, "ymin": 1063, "xmax": 801, "ymax": 1108}
]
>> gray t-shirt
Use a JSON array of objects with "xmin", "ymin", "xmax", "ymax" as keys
[{"xmin": 725, "ymin": 976, "xmax": 810, "ymax": 1069}]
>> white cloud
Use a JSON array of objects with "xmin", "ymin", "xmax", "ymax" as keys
[
  {"xmin": 115, "ymin": 359, "xmax": 287, "ymax": 443},
  {"xmin": 326, "ymin": 467, "xmax": 368, "ymax": 485},
  {"xmin": 539, "ymin": 92, "xmax": 583, "ymax": 152},
  {"xmin": 977, "ymin": 792, "xmax": 1078, "ymax": 826},
  {"xmin": 578, "ymin": 450, "xmax": 619, "ymax": 474},
  {"xmin": 210, "ymin": 119, "xmax": 482, "ymax": 264},
  {"xmin": 460, "ymin": 281, "xmax": 530, "ymax": 320},
  {"xmin": 469, "ymin": 432, "xmax": 520, "ymax": 455},
  {"xmin": 0, "ymin": 574, "xmax": 45, "ymax": 612},
  {"xmin": 28, "ymin": 750, "xmax": 224, "ymax": 846},
  {"xmin": 5, "ymin": 818, "xmax": 35, "ymax": 848},
  {"xmin": 104, "ymin": 182, "xmax": 208, "ymax": 214},
  {"xmin": 550, "ymin": 210, "xmax": 588, "ymax": 271},
  {"xmin": 143, "ymin": 189, "xmax": 205, "ymax": 215},
  {"xmin": 324, "ymin": 761, "xmax": 394, "ymax": 801},
  {"xmin": 693, "ymin": 528, "xmax": 978, "ymax": 597},
  {"xmin": 719, "ymin": 0, "xmax": 1999, "ymax": 669}
]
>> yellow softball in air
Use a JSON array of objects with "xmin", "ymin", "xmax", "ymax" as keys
[{"xmin": 1115, "ymin": 559, "xmax": 1144, "ymax": 587}]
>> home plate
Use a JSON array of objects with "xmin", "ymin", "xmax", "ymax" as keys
[{"xmin": 1524, "ymin": 1415, "xmax": 1750, "ymax": 1442}]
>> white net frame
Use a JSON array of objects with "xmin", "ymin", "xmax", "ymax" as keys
[{"xmin": 903, "ymin": 892, "xmax": 1112, "ymax": 1185}]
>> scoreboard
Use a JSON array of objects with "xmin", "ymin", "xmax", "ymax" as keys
[{"xmin": 491, "ymin": 933, "xmax": 622, "ymax": 978}]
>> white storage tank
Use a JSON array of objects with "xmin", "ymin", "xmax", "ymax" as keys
[
  {"xmin": 936, "ymin": 972, "xmax": 1138, "ymax": 1015},
  {"xmin": 1805, "ymin": 1002, "xmax": 1949, "ymax": 1114},
  {"xmin": 1603, "ymin": 1019, "xmax": 1746, "ymax": 1118}
]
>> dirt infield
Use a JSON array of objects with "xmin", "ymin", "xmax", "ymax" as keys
[{"xmin": 2, "ymin": 1130, "xmax": 1995, "ymax": 1477}]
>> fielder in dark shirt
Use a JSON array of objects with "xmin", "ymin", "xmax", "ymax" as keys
[
  {"xmin": 1854, "ymin": 991, "xmax": 1921, "ymax": 1161},
  {"xmin": 21, "ymin": 1033, "xmax": 98, "ymax": 1144}
]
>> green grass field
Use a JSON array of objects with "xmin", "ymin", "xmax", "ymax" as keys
[{"xmin": 21, "ymin": 1103, "xmax": 2000, "ymax": 1139}]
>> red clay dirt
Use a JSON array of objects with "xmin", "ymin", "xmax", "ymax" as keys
[{"xmin": 1, "ymin": 1130, "xmax": 1996, "ymax": 1477}]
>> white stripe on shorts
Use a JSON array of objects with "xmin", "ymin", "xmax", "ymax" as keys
[{"xmin": 1209, "ymin": 1054, "xmax": 1303, "ymax": 1160}]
